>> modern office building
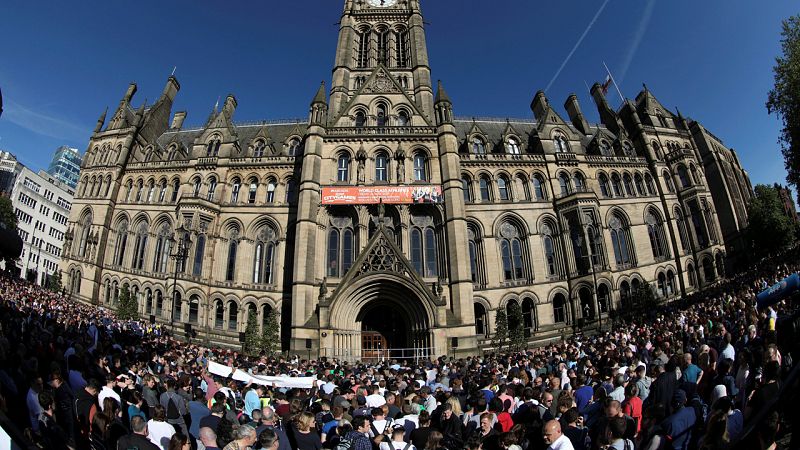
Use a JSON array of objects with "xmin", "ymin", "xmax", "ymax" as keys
[{"xmin": 47, "ymin": 146, "xmax": 82, "ymax": 190}]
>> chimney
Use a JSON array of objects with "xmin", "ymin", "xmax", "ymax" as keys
[
  {"xmin": 171, "ymin": 111, "xmax": 187, "ymax": 130},
  {"xmin": 564, "ymin": 94, "xmax": 589, "ymax": 135},
  {"xmin": 223, "ymin": 95, "xmax": 238, "ymax": 116},
  {"xmin": 162, "ymin": 76, "xmax": 180, "ymax": 102},
  {"xmin": 530, "ymin": 90, "xmax": 549, "ymax": 122},
  {"xmin": 123, "ymin": 83, "xmax": 137, "ymax": 103}
]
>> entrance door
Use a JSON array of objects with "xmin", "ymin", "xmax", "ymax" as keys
[{"xmin": 361, "ymin": 332, "xmax": 388, "ymax": 361}]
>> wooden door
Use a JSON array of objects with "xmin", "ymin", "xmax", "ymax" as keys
[{"xmin": 361, "ymin": 332, "xmax": 388, "ymax": 361}]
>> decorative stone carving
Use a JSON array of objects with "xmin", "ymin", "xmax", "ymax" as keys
[
  {"xmin": 410, "ymin": 214, "xmax": 434, "ymax": 228},
  {"xmin": 330, "ymin": 216, "xmax": 353, "ymax": 229},
  {"xmin": 363, "ymin": 72, "xmax": 400, "ymax": 94},
  {"xmin": 499, "ymin": 222, "xmax": 518, "ymax": 239},
  {"xmin": 540, "ymin": 223, "xmax": 552, "ymax": 236},
  {"xmin": 609, "ymin": 216, "xmax": 622, "ymax": 230}
]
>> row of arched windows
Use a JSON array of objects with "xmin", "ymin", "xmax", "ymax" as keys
[
  {"xmin": 356, "ymin": 25, "xmax": 409, "ymax": 69},
  {"xmin": 120, "ymin": 175, "xmax": 296, "ymax": 206},
  {"xmin": 335, "ymin": 151, "xmax": 429, "ymax": 183},
  {"xmin": 468, "ymin": 136, "xmax": 523, "ymax": 155},
  {"xmin": 598, "ymin": 171, "xmax": 657, "ymax": 198},
  {"xmin": 353, "ymin": 105, "xmax": 411, "ymax": 128}
]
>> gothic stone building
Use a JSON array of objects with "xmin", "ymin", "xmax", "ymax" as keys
[{"xmin": 61, "ymin": 0, "xmax": 752, "ymax": 358}]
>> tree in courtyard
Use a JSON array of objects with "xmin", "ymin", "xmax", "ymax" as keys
[
  {"xmin": 508, "ymin": 302, "xmax": 526, "ymax": 351},
  {"xmin": 767, "ymin": 15, "xmax": 800, "ymax": 189},
  {"xmin": 260, "ymin": 309, "xmax": 280, "ymax": 355},
  {"xmin": 116, "ymin": 284, "xmax": 138, "ymax": 320},
  {"xmin": 46, "ymin": 270, "xmax": 62, "ymax": 293},
  {"xmin": 632, "ymin": 281, "xmax": 659, "ymax": 313},
  {"xmin": 243, "ymin": 313, "xmax": 261, "ymax": 356},
  {"xmin": 0, "ymin": 196, "xmax": 16, "ymax": 231},
  {"xmin": 747, "ymin": 184, "xmax": 796, "ymax": 255},
  {"xmin": 493, "ymin": 308, "xmax": 509, "ymax": 352}
]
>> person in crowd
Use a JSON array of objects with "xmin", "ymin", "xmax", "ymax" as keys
[
  {"xmin": 200, "ymin": 427, "xmax": 223, "ymax": 450},
  {"xmin": 117, "ymin": 415, "xmax": 160, "ymax": 450},
  {"xmin": 542, "ymin": 420, "xmax": 574, "ymax": 450},
  {"xmin": 188, "ymin": 387, "xmax": 211, "ymax": 440},
  {"xmin": 147, "ymin": 405, "xmax": 177, "ymax": 450},
  {"xmin": 168, "ymin": 432, "xmax": 191, "ymax": 450},
  {"xmin": 223, "ymin": 424, "xmax": 258, "ymax": 450}
]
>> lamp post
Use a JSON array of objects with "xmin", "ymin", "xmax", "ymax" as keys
[{"xmin": 168, "ymin": 225, "xmax": 191, "ymax": 335}]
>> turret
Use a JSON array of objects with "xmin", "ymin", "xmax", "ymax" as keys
[
  {"xmin": 434, "ymin": 80, "xmax": 453, "ymax": 126},
  {"xmin": 564, "ymin": 94, "xmax": 589, "ymax": 135},
  {"xmin": 222, "ymin": 95, "xmax": 237, "ymax": 117},
  {"xmin": 590, "ymin": 82, "xmax": 623, "ymax": 136},
  {"xmin": 309, "ymin": 82, "xmax": 328, "ymax": 126},
  {"xmin": 161, "ymin": 76, "xmax": 180, "ymax": 102},
  {"xmin": 94, "ymin": 107, "xmax": 107, "ymax": 133},
  {"xmin": 171, "ymin": 111, "xmax": 187, "ymax": 130}
]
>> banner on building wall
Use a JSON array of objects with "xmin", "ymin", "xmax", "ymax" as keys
[
  {"xmin": 757, "ymin": 273, "xmax": 800, "ymax": 310},
  {"xmin": 321, "ymin": 185, "xmax": 443, "ymax": 205}
]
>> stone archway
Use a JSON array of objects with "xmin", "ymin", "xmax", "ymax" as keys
[{"xmin": 326, "ymin": 273, "xmax": 436, "ymax": 361}]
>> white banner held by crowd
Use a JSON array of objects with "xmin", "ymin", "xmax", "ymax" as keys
[{"xmin": 207, "ymin": 361, "xmax": 315, "ymax": 389}]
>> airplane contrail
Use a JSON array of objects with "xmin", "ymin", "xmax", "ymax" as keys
[
  {"xmin": 617, "ymin": 0, "xmax": 657, "ymax": 87},
  {"xmin": 545, "ymin": 0, "xmax": 611, "ymax": 93}
]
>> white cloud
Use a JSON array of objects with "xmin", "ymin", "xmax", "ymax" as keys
[{"xmin": 3, "ymin": 98, "xmax": 90, "ymax": 142}]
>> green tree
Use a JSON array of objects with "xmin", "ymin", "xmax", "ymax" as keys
[
  {"xmin": 46, "ymin": 270, "xmax": 63, "ymax": 293},
  {"xmin": 243, "ymin": 313, "xmax": 261, "ymax": 356},
  {"xmin": 747, "ymin": 184, "xmax": 796, "ymax": 255},
  {"xmin": 116, "ymin": 284, "xmax": 138, "ymax": 320},
  {"xmin": 0, "ymin": 196, "xmax": 17, "ymax": 231},
  {"xmin": 632, "ymin": 281, "xmax": 659, "ymax": 312},
  {"xmin": 493, "ymin": 308, "xmax": 509, "ymax": 352},
  {"xmin": 260, "ymin": 309, "xmax": 280, "ymax": 355},
  {"xmin": 767, "ymin": 15, "xmax": 800, "ymax": 188},
  {"xmin": 508, "ymin": 302, "xmax": 526, "ymax": 351}
]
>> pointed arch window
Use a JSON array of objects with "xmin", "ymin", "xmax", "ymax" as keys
[
  {"xmin": 207, "ymin": 138, "xmax": 221, "ymax": 157},
  {"xmin": 230, "ymin": 178, "xmax": 241, "ymax": 203},
  {"xmin": 471, "ymin": 137, "xmax": 486, "ymax": 155},
  {"xmin": 192, "ymin": 234, "xmax": 206, "ymax": 276},
  {"xmin": 172, "ymin": 292, "xmax": 182, "ymax": 322},
  {"xmin": 599, "ymin": 174, "xmax": 611, "ymax": 198},
  {"xmin": 479, "ymin": 176, "xmax": 491, "ymax": 201},
  {"xmin": 462, "ymin": 176, "xmax": 473, "ymax": 203},
  {"xmin": 288, "ymin": 138, "xmax": 302, "ymax": 156},
  {"xmin": 397, "ymin": 110, "xmax": 410, "ymax": 126},
  {"xmin": 193, "ymin": 177, "xmax": 202, "ymax": 198},
  {"xmin": 214, "ymin": 301, "xmax": 224, "ymax": 329},
  {"xmin": 254, "ymin": 140, "xmax": 266, "ymax": 158},
  {"xmin": 499, "ymin": 222, "xmax": 526, "ymax": 281},
  {"xmin": 703, "ymin": 200, "xmax": 719, "ymax": 242},
  {"xmin": 266, "ymin": 178, "xmax": 277, "ymax": 203},
  {"xmin": 285, "ymin": 179, "xmax": 296, "ymax": 204},
  {"xmin": 675, "ymin": 208, "xmax": 690, "ymax": 252},
  {"xmin": 522, "ymin": 297, "xmax": 535, "ymax": 335},
  {"xmin": 635, "ymin": 174, "xmax": 646, "ymax": 196},
  {"xmin": 553, "ymin": 294, "xmax": 567, "ymax": 323},
  {"xmin": 497, "ymin": 176, "xmax": 510, "ymax": 201},
  {"xmin": 131, "ymin": 222, "xmax": 149, "ymax": 270},
  {"xmin": 646, "ymin": 211, "xmax": 669, "ymax": 260},
  {"xmin": 558, "ymin": 173, "xmax": 571, "ymax": 196},
  {"xmin": 357, "ymin": 28, "xmax": 370, "ymax": 68},
  {"xmin": 355, "ymin": 111, "xmax": 366, "ymax": 128},
  {"xmin": 543, "ymin": 233, "xmax": 557, "ymax": 277},
  {"xmin": 410, "ymin": 215, "xmax": 438, "ymax": 277},
  {"xmin": 532, "ymin": 175, "xmax": 546, "ymax": 200},
  {"xmin": 506, "ymin": 137, "xmax": 520, "ymax": 154},
  {"xmin": 553, "ymin": 132, "xmax": 570, "ymax": 153},
  {"xmin": 474, "ymin": 303, "xmax": 488, "ymax": 337},
  {"xmin": 377, "ymin": 103, "xmax": 388, "ymax": 127},
  {"xmin": 337, "ymin": 154, "xmax": 350, "ymax": 182},
  {"xmin": 677, "ymin": 166, "xmax": 691, "ymax": 189},
  {"xmin": 515, "ymin": 174, "xmax": 530, "ymax": 200},
  {"xmin": 376, "ymin": 153, "xmax": 389, "ymax": 182},
  {"xmin": 623, "ymin": 174, "xmax": 635, "ymax": 196},
  {"xmin": 663, "ymin": 171, "xmax": 675, "ymax": 193},
  {"xmin": 468, "ymin": 227, "xmax": 483, "ymax": 283},
  {"xmin": 227, "ymin": 302, "xmax": 238, "ymax": 331},
  {"xmin": 152, "ymin": 224, "xmax": 172, "ymax": 273},
  {"xmin": 690, "ymin": 165, "xmax": 701, "ymax": 185},
  {"xmin": 395, "ymin": 29, "xmax": 409, "ymax": 67},
  {"xmin": 377, "ymin": 29, "xmax": 389, "ymax": 66},
  {"xmin": 645, "ymin": 173, "xmax": 657, "ymax": 195},
  {"xmin": 253, "ymin": 227, "xmax": 277, "ymax": 284},
  {"xmin": 225, "ymin": 237, "xmax": 238, "ymax": 282},
  {"xmin": 146, "ymin": 181, "xmax": 155, "ymax": 203},
  {"xmin": 687, "ymin": 264, "xmax": 697, "ymax": 287},
  {"xmin": 413, "ymin": 153, "xmax": 428, "ymax": 182},
  {"xmin": 114, "ymin": 221, "xmax": 128, "ymax": 266},
  {"xmin": 609, "ymin": 214, "xmax": 633, "ymax": 268},
  {"xmin": 248, "ymin": 179, "xmax": 258, "ymax": 204},
  {"xmin": 328, "ymin": 216, "xmax": 355, "ymax": 278},
  {"xmin": 207, "ymin": 177, "xmax": 218, "ymax": 201},
  {"xmin": 611, "ymin": 173, "xmax": 623, "ymax": 197},
  {"xmin": 573, "ymin": 173, "xmax": 586, "ymax": 192},
  {"xmin": 135, "ymin": 180, "xmax": 144, "ymax": 202},
  {"xmin": 158, "ymin": 180, "xmax": 167, "ymax": 203},
  {"xmin": 171, "ymin": 180, "xmax": 180, "ymax": 202}
]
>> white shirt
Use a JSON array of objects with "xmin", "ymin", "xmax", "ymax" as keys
[
  {"xmin": 547, "ymin": 434, "xmax": 575, "ymax": 450},
  {"xmin": 721, "ymin": 344, "xmax": 736, "ymax": 362},
  {"xmin": 366, "ymin": 393, "xmax": 387, "ymax": 408},
  {"xmin": 147, "ymin": 419, "xmax": 176, "ymax": 450},
  {"xmin": 381, "ymin": 441, "xmax": 415, "ymax": 450},
  {"xmin": 98, "ymin": 386, "xmax": 121, "ymax": 411}
]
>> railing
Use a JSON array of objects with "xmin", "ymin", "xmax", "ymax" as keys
[
  {"xmin": 320, "ymin": 347, "xmax": 433, "ymax": 362},
  {"xmin": 454, "ymin": 116, "xmax": 535, "ymax": 124},
  {"xmin": 326, "ymin": 126, "xmax": 437, "ymax": 136},
  {"xmin": 555, "ymin": 152, "xmax": 579, "ymax": 164},
  {"xmin": 555, "ymin": 186, "xmax": 595, "ymax": 200},
  {"xmin": 460, "ymin": 153, "xmax": 546, "ymax": 162}
]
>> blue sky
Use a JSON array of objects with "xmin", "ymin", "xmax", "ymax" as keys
[{"xmin": 0, "ymin": 1, "xmax": 796, "ymax": 190}]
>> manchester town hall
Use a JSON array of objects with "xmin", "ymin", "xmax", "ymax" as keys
[{"xmin": 61, "ymin": 0, "xmax": 753, "ymax": 357}]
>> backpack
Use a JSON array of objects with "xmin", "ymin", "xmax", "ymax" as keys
[
  {"xmin": 335, "ymin": 436, "xmax": 355, "ymax": 450},
  {"xmin": 166, "ymin": 393, "xmax": 181, "ymax": 420}
]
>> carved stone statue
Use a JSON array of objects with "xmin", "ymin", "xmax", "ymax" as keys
[
  {"xmin": 395, "ymin": 147, "xmax": 406, "ymax": 183},
  {"xmin": 356, "ymin": 148, "xmax": 367, "ymax": 184}
]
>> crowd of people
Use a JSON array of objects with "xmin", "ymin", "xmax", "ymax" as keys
[{"xmin": 1, "ymin": 249, "xmax": 799, "ymax": 450}]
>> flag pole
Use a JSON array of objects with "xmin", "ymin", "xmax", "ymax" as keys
[{"xmin": 603, "ymin": 61, "xmax": 625, "ymax": 103}]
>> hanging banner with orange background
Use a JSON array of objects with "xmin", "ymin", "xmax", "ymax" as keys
[{"xmin": 321, "ymin": 185, "xmax": 443, "ymax": 205}]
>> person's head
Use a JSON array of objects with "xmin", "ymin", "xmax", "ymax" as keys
[
  {"xmin": 606, "ymin": 416, "xmax": 627, "ymax": 441},
  {"xmin": 371, "ymin": 407, "xmax": 385, "ymax": 420},
  {"xmin": 705, "ymin": 410, "xmax": 730, "ymax": 445},
  {"xmin": 479, "ymin": 412, "xmax": 492, "ymax": 433},
  {"xmin": 85, "ymin": 378, "xmax": 101, "ymax": 396},
  {"xmin": 441, "ymin": 401, "xmax": 453, "ymax": 420},
  {"xmin": 104, "ymin": 397, "xmax": 121, "ymax": 418},
  {"xmin": 542, "ymin": 391, "xmax": 554, "ymax": 408},
  {"xmin": 92, "ymin": 412, "xmax": 110, "ymax": 435},
  {"xmin": 259, "ymin": 428, "xmax": 279, "ymax": 450},
  {"xmin": 261, "ymin": 406, "xmax": 276, "ymax": 424},
  {"xmin": 425, "ymin": 430, "xmax": 443, "ymax": 450},
  {"xmin": 168, "ymin": 432, "xmax": 190, "ymax": 450},
  {"xmin": 352, "ymin": 416, "xmax": 371, "ymax": 434},
  {"xmin": 296, "ymin": 411, "xmax": 315, "ymax": 432},
  {"xmin": 672, "ymin": 390, "xmax": 688, "ymax": 411},
  {"xmin": 562, "ymin": 408, "xmax": 580, "ymax": 426},
  {"xmin": 613, "ymin": 374, "xmax": 625, "ymax": 388},
  {"xmin": 499, "ymin": 432, "xmax": 517, "ymax": 450},
  {"xmin": 199, "ymin": 427, "xmax": 218, "ymax": 446},
  {"xmin": 130, "ymin": 415, "xmax": 148, "ymax": 436},
  {"xmin": 211, "ymin": 402, "xmax": 226, "ymax": 416},
  {"xmin": 542, "ymin": 420, "xmax": 562, "ymax": 445},
  {"xmin": 234, "ymin": 424, "xmax": 258, "ymax": 446},
  {"xmin": 38, "ymin": 391, "xmax": 54, "ymax": 413},
  {"xmin": 683, "ymin": 353, "xmax": 692, "ymax": 366},
  {"xmin": 251, "ymin": 409, "xmax": 263, "ymax": 423},
  {"xmin": 332, "ymin": 405, "xmax": 344, "ymax": 419},
  {"xmin": 604, "ymin": 399, "xmax": 621, "ymax": 418},
  {"xmin": 418, "ymin": 410, "xmax": 430, "ymax": 426},
  {"xmin": 48, "ymin": 372, "xmax": 63, "ymax": 389},
  {"xmin": 152, "ymin": 405, "xmax": 167, "ymax": 422},
  {"xmin": 391, "ymin": 426, "xmax": 406, "ymax": 442},
  {"xmin": 624, "ymin": 383, "xmax": 639, "ymax": 399},
  {"xmin": 445, "ymin": 396, "xmax": 462, "ymax": 416}
]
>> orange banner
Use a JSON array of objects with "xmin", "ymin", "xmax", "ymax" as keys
[{"xmin": 321, "ymin": 185, "xmax": 443, "ymax": 205}]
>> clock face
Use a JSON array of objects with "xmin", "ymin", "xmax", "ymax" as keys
[{"xmin": 367, "ymin": 0, "xmax": 397, "ymax": 7}]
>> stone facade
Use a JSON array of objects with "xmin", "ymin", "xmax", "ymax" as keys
[{"xmin": 61, "ymin": 0, "xmax": 751, "ymax": 357}]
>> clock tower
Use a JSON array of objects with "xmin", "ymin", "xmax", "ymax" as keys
[{"xmin": 330, "ymin": 0, "xmax": 434, "ymax": 121}]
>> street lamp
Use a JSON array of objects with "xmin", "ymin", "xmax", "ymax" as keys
[{"xmin": 168, "ymin": 224, "xmax": 191, "ymax": 335}]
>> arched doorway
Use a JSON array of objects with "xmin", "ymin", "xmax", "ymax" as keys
[
  {"xmin": 579, "ymin": 287, "xmax": 594, "ymax": 320},
  {"xmin": 597, "ymin": 284, "xmax": 610, "ymax": 314},
  {"xmin": 703, "ymin": 257, "xmax": 716, "ymax": 283},
  {"xmin": 327, "ymin": 274, "xmax": 436, "ymax": 361},
  {"xmin": 715, "ymin": 253, "xmax": 725, "ymax": 278}
]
